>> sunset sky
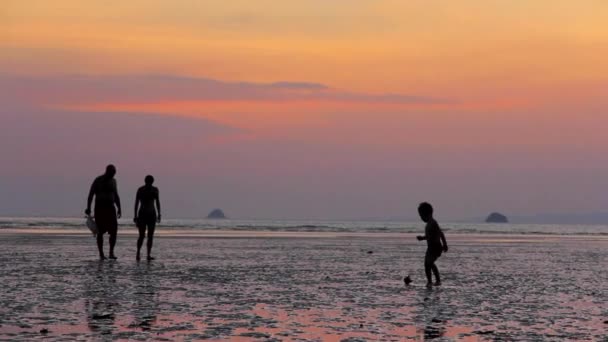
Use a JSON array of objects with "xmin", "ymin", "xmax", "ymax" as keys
[{"xmin": 1, "ymin": 1, "xmax": 607, "ymax": 220}]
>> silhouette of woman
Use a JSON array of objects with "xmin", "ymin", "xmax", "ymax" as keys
[{"xmin": 134, "ymin": 175, "xmax": 161, "ymax": 261}]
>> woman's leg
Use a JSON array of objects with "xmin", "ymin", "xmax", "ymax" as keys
[
  {"xmin": 147, "ymin": 221, "xmax": 156, "ymax": 260},
  {"xmin": 147, "ymin": 215, "xmax": 156, "ymax": 260},
  {"xmin": 136, "ymin": 222, "xmax": 146, "ymax": 261}
]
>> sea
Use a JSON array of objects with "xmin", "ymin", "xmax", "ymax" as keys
[{"xmin": 0, "ymin": 217, "xmax": 606, "ymax": 236}]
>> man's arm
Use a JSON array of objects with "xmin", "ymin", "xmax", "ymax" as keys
[
  {"xmin": 133, "ymin": 189, "xmax": 140, "ymax": 223},
  {"xmin": 113, "ymin": 180, "xmax": 122, "ymax": 218},
  {"xmin": 440, "ymin": 230, "xmax": 448, "ymax": 252},
  {"xmin": 155, "ymin": 188, "xmax": 162, "ymax": 223},
  {"xmin": 85, "ymin": 180, "xmax": 96, "ymax": 215}
]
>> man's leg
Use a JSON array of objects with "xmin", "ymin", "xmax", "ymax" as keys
[
  {"xmin": 109, "ymin": 232, "xmax": 117, "ymax": 259},
  {"xmin": 97, "ymin": 232, "xmax": 106, "ymax": 260}
]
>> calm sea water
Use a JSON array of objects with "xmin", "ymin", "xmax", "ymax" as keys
[{"xmin": 0, "ymin": 217, "xmax": 606, "ymax": 235}]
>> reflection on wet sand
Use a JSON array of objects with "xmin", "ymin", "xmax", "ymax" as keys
[
  {"xmin": 84, "ymin": 261, "xmax": 118, "ymax": 335},
  {"xmin": 128, "ymin": 262, "xmax": 159, "ymax": 331},
  {"xmin": 0, "ymin": 233, "xmax": 606, "ymax": 341}
]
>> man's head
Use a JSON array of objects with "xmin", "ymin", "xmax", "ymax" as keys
[
  {"xmin": 105, "ymin": 164, "xmax": 116, "ymax": 178},
  {"xmin": 418, "ymin": 202, "xmax": 434, "ymax": 222},
  {"xmin": 145, "ymin": 175, "xmax": 154, "ymax": 186}
]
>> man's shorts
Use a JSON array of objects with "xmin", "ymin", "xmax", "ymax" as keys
[{"xmin": 95, "ymin": 205, "xmax": 118, "ymax": 235}]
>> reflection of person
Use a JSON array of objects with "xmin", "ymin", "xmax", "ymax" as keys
[
  {"xmin": 416, "ymin": 202, "xmax": 448, "ymax": 288},
  {"xmin": 84, "ymin": 261, "xmax": 118, "ymax": 335},
  {"xmin": 86, "ymin": 165, "xmax": 122, "ymax": 260},
  {"xmin": 131, "ymin": 263, "xmax": 159, "ymax": 331},
  {"xmin": 422, "ymin": 322, "xmax": 445, "ymax": 340},
  {"xmin": 134, "ymin": 175, "xmax": 161, "ymax": 261}
]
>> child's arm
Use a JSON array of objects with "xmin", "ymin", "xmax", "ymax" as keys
[
  {"xmin": 417, "ymin": 224, "xmax": 429, "ymax": 241},
  {"xmin": 440, "ymin": 229, "xmax": 448, "ymax": 252}
]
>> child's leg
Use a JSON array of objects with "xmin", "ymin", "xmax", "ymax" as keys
[
  {"xmin": 431, "ymin": 263, "xmax": 441, "ymax": 284},
  {"xmin": 424, "ymin": 252, "xmax": 433, "ymax": 284}
]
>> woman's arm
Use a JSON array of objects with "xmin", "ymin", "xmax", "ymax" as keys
[{"xmin": 155, "ymin": 189, "xmax": 161, "ymax": 222}]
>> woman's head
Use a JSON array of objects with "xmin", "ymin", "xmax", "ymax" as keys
[{"xmin": 145, "ymin": 175, "xmax": 154, "ymax": 185}]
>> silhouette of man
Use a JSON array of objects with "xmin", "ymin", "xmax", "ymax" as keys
[
  {"xmin": 134, "ymin": 175, "xmax": 161, "ymax": 261},
  {"xmin": 416, "ymin": 202, "xmax": 448, "ymax": 288},
  {"xmin": 86, "ymin": 164, "xmax": 122, "ymax": 260}
]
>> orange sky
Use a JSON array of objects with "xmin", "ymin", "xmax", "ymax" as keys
[
  {"xmin": 4, "ymin": 1, "xmax": 608, "ymax": 92},
  {"xmin": 1, "ymin": 1, "xmax": 608, "ymax": 219}
]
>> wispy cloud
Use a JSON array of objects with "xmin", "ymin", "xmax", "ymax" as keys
[{"xmin": 0, "ymin": 73, "xmax": 451, "ymax": 106}]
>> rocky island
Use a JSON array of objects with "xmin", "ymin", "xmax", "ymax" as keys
[
  {"xmin": 207, "ymin": 209, "xmax": 227, "ymax": 219},
  {"xmin": 485, "ymin": 212, "xmax": 508, "ymax": 223}
]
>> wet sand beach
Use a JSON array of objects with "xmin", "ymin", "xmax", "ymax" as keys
[{"xmin": 0, "ymin": 230, "xmax": 606, "ymax": 341}]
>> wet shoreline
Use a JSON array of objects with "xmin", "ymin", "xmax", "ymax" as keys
[{"xmin": 1, "ymin": 232, "xmax": 606, "ymax": 341}]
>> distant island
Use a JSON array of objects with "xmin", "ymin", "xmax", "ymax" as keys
[
  {"xmin": 485, "ymin": 212, "xmax": 508, "ymax": 223},
  {"xmin": 207, "ymin": 209, "xmax": 227, "ymax": 219}
]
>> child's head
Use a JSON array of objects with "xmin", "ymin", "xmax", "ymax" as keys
[{"xmin": 418, "ymin": 202, "xmax": 433, "ymax": 222}]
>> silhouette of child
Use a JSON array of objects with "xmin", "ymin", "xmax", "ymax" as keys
[{"xmin": 416, "ymin": 202, "xmax": 448, "ymax": 288}]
